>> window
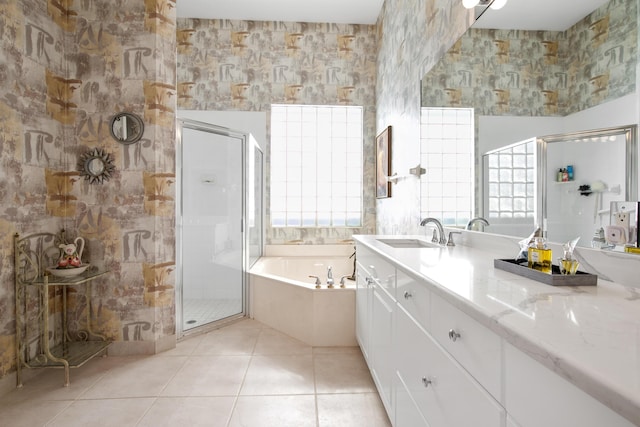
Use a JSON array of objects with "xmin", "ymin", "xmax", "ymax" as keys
[
  {"xmin": 420, "ymin": 107, "xmax": 474, "ymax": 227},
  {"xmin": 270, "ymin": 104, "xmax": 363, "ymax": 227}
]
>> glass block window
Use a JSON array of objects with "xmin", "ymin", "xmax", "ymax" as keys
[
  {"xmin": 484, "ymin": 138, "xmax": 535, "ymax": 218},
  {"xmin": 420, "ymin": 107, "xmax": 474, "ymax": 227},
  {"xmin": 270, "ymin": 104, "xmax": 363, "ymax": 228}
]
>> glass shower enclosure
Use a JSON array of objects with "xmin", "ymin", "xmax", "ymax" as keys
[{"xmin": 176, "ymin": 119, "xmax": 263, "ymax": 336}]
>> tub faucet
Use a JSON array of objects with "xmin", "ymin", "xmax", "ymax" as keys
[
  {"xmin": 466, "ymin": 217, "xmax": 490, "ymax": 231},
  {"xmin": 348, "ymin": 247, "xmax": 356, "ymax": 281},
  {"xmin": 327, "ymin": 266, "xmax": 335, "ymax": 288},
  {"xmin": 419, "ymin": 217, "xmax": 446, "ymax": 245}
]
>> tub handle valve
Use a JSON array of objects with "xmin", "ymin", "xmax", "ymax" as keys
[{"xmin": 309, "ymin": 275, "xmax": 322, "ymax": 289}]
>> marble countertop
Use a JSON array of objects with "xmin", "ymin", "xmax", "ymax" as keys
[{"xmin": 354, "ymin": 233, "xmax": 640, "ymax": 426}]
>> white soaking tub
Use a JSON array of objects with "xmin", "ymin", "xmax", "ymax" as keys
[{"xmin": 249, "ymin": 245, "xmax": 356, "ymax": 346}]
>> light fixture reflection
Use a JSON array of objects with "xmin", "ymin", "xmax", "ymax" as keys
[
  {"xmin": 462, "ymin": 0, "xmax": 508, "ymax": 10},
  {"xmin": 490, "ymin": 0, "xmax": 508, "ymax": 9}
]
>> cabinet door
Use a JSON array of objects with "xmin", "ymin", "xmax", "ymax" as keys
[
  {"xmin": 371, "ymin": 283, "xmax": 394, "ymax": 413},
  {"xmin": 356, "ymin": 262, "xmax": 372, "ymax": 361},
  {"xmin": 394, "ymin": 371, "xmax": 429, "ymax": 427},
  {"xmin": 396, "ymin": 306, "xmax": 504, "ymax": 427}
]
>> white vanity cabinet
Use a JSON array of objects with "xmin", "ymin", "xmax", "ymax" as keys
[
  {"xmin": 356, "ymin": 243, "xmax": 504, "ymax": 427},
  {"xmin": 354, "ymin": 239, "xmax": 637, "ymax": 427}
]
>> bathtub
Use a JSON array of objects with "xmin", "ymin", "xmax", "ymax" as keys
[{"xmin": 249, "ymin": 245, "xmax": 357, "ymax": 346}]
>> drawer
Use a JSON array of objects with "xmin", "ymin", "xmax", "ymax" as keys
[
  {"xmin": 356, "ymin": 244, "xmax": 396, "ymax": 295},
  {"xmin": 394, "ymin": 372, "xmax": 429, "ymax": 427},
  {"xmin": 396, "ymin": 307, "xmax": 505, "ymax": 427},
  {"xmin": 505, "ymin": 343, "xmax": 636, "ymax": 427},
  {"xmin": 430, "ymin": 292, "xmax": 503, "ymax": 401},
  {"xmin": 396, "ymin": 268, "xmax": 431, "ymax": 332}
]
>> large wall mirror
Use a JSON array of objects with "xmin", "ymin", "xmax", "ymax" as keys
[{"xmin": 420, "ymin": 0, "xmax": 638, "ymax": 247}]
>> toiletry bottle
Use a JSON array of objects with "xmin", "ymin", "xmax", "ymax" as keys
[
  {"xmin": 562, "ymin": 168, "xmax": 568, "ymax": 182},
  {"xmin": 557, "ymin": 168, "xmax": 563, "ymax": 182},
  {"xmin": 566, "ymin": 165, "xmax": 573, "ymax": 181},
  {"xmin": 528, "ymin": 237, "xmax": 552, "ymax": 273}
]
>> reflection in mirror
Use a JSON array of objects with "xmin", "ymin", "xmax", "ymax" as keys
[
  {"xmin": 420, "ymin": 107, "xmax": 474, "ymax": 227},
  {"xmin": 539, "ymin": 125, "xmax": 637, "ymax": 248},
  {"xmin": 420, "ymin": 0, "xmax": 637, "ymax": 243},
  {"xmin": 87, "ymin": 158, "xmax": 106, "ymax": 175},
  {"xmin": 482, "ymin": 138, "xmax": 536, "ymax": 237},
  {"xmin": 110, "ymin": 112, "xmax": 144, "ymax": 145}
]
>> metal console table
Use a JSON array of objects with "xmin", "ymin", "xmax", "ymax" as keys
[{"xmin": 14, "ymin": 231, "xmax": 111, "ymax": 387}]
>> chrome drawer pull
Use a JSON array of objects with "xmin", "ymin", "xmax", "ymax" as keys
[
  {"xmin": 422, "ymin": 376, "xmax": 432, "ymax": 388},
  {"xmin": 403, "ymin": 291, "xmax": 412, "ymax": 299},
  {"xmin": 448, "ymin": 329, "xmax": 461, "ymax": 342}
]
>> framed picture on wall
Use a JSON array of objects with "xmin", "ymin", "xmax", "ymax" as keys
[{"xmin": 376, "ymin": 126, "xmax": 392, "ymax": 199}]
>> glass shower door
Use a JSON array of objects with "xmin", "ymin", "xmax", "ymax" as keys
[{"xmin": 180, "ymin": 125, "xmax": 244, "ymax": 331}]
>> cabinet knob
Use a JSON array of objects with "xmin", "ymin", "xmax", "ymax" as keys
[
  {"xmin": 448, "ymin": 329, "xmax": 461, "ymax": 342},
  {"xmin": 421, "ymin": 376, "xmax": 432, "ymax": 388},
  {"xmin": 403, "ymin": 291, "xmax": 412, "ymax": 299}
]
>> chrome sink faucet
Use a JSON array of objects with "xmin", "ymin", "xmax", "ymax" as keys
[
  {"xmin": 466, "ymin": 217, "xmax": 490, "ymax": 231},
  {"xmin": 419, "ymin": 217, "xmax": 447, "ymax": 245}
]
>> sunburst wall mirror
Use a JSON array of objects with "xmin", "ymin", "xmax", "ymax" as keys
[{"xmin": 78, "ymin": 148, "xmax": 115, "ymax": 184}]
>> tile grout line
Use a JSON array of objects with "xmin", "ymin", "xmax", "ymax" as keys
[
  {"xmin": 135, "ymin": 353, "xmax": 190, "ymax": 426},
  {"xmin": 312, "ymin": 348, "xmax": 321, "ymax": 427},
  {"xmin": 225, "ymin": 324, "xmax": 262, "ymax": 426},
  {"xmin": 43, "ymin": 399, "xmax": 75, "ymax": 426}
]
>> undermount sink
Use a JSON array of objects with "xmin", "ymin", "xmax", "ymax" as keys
[{"xmin": 376, "ymin": 238, "xmax": 441, "ymax": 249}]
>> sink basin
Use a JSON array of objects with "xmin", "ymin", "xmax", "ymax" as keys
[{"xmin": 376, "ymin": 238, "xmax": 440, "ymax": 249}]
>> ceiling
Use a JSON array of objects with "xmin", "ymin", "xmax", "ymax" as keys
[
  {"xmin": 475, "ymin": 0, "xmax": 611, "ymax": 31},
  {"xmin": 178, "ymin": 0, "xmax": 611, "ymax": 30},
  {"xmin": 177, "ymin": 0, "xmax": 385, "ymax": 25},
  {"xmin": 177, "ymin": 0, "xmax": 609, "ymax": 31}
]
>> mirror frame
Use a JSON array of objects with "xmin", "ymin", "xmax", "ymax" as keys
[
  {"xmin": 109, "ymin": 112, "xmax": 144, "ymax": 145},
  {"xmin": 537, "ymin": 124, "xmax": 638, "ymax": 239},
  {"xmin": 78, "ymin": 147, "xmax": 116, "ymax": 184}
]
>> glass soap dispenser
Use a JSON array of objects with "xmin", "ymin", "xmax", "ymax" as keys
[{"xmin": 528, "ymin": 237, "xmax": 552, "ymax": 273}]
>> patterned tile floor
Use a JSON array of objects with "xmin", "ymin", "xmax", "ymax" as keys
[{"xmin": 0, "ymin": 319, "xmax": 391, "ymax": 427}]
